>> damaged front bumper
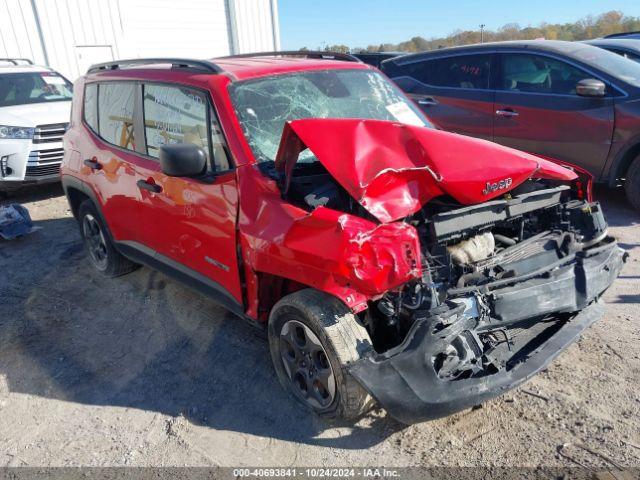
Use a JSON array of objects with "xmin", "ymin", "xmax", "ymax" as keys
[{"xmin": 349, "ymin": 240, "xmax": 627, "ymax": 424}]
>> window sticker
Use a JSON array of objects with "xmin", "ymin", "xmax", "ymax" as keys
[
  {"xmin": 385, "ymin": 101, "xmax": 425, "ymax": 127},
  {"xmin": 41, "ymin": 74, "xmax": 66, "ymax": 86}
]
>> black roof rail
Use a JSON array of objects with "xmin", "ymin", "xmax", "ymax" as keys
[
  {"xmin": 220, "ymin": 50, "xmax": 362, "ymax": 63},
  {"xmin": 87, "ymin": 58, "xmax": 223, "ymax": 75},
  {"xmin": 604, "ymin": 31, "xmax": 640, "ymax": 39},
  {"xmin": 0, "ymin": 58, "xmax": 34, "ymax": 66}
]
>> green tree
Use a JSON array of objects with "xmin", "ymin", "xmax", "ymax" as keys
[{"xmin": 301, "ymin": 10, "xmax": 640, "ymax": 54}]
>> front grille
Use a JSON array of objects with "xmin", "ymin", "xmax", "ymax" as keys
[
  {"xmin": 25, "ymin": 147, "xmax": 63, "ymax": 179},
  {"xmin": 33, "ymin": 123, "xmax": 68, "ymax": 144},
  {"xmin": 25, "ymin": 164, "xmax": 60, "ymax": 178},
  {"xmin": 27, "ymin": 148, "xmax": 64, "ymax": 165}
]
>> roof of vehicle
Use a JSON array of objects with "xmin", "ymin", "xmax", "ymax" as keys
[
  {"xmin": 0, "ymin": 59, "xmax": 52, "ymax": 74},
  {"xmin": 583, "ymin": 38, "xmax": 640, "ymax": 51},
  {"xmin": 86, "ymin": 53, "xmax": 374, "ymax": 82},
  {"xmin": 387, "ymin": 40, "xmax": 608, "ymax": 60},
  {"xmin": 0, "ymin": 66, "xmax": 53, "ymax": 74},
  {"xmin": 354, "ymin": 52, "xmax": 405, "ymax": 57},
  {"xmin": 604, "ymin": 31, "xmax": 640, "ymax": 39},
  {"xmin": 383, "ymin": 40, "xmax": 628, "ymax": 71},
  {"xmin": 212, "ymin": 56, "xmax": 372, "ymax": 81}
]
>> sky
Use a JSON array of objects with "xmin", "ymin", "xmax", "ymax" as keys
[{"xmin": 278, "ymin": 0, "xmax": 640, "ymax": 50}]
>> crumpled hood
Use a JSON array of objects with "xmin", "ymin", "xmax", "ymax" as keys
[{"xmin": 275, "ymin": 118, "xmax": 577, "ymax": 223}]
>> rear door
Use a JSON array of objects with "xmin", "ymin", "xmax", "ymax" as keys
[
  {"xmin": 82, "ymin": 81, "xmax": 150, "ymax": 243},
  {"xmin": 386, "ymin": 53, "xmax": 495, "ymax": 140},
  {"xmin": 493, "ymin": 52, "xmax": 615, "ymax": 176},
  {"xmin": 136, "ymin": 82, "xmax": 243, "ymax": 304}
]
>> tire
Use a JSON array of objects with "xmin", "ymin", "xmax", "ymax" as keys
[
  {"xmin": 77, "ymin": 200, "xmax": 139, "ymax": 277},
  {"xmin": 625, "ymin": 155, "xmax": 640, "ymax": 211},
  {"xmin": 268, "ymin": 288, "xmax": 375, "ymax": 420}
]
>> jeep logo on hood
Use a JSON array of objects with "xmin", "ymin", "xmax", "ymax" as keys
[{"xmin": 483, "ymin": 178, "xmax": 513, "ymax": 196}]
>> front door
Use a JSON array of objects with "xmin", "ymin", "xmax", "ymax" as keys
[
  {"xmin": 135, "ymin": 83, "xmax": 243, "ymax": 304},
  {"xmin": 493, "ymin": 52, "xmax": 615, "ymax": 177}
]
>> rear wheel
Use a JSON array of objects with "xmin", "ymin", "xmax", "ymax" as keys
[
  {"xmin": 625, "ymin": 155, "xmax": 640, "ymax": 211},
  {"xmin": 78, "ymin": 200, "xmax": 139, "ymax": 277},
  {"xmin": 268, "ymin": 289, "xmax": 375, "ymax": 420}
]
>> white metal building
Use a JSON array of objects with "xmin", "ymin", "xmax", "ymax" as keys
[{"xmin": 0, "ymin": 0, "xmax": 280, "ymax": 80}]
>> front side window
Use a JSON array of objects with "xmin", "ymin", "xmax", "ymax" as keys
[
  {"xmin": 228, "ymin": 69, "xmax": 432, "ymax": 163},
  {"xmin": 98, "ymin": 83, "xmax": 136, "ymax": 150},
  {"xmin": 499, "ymin": 54, "xmax": 592, "ymax": 95},
  {"xmin": 427, "ymin": 54, "xmax": 492, "ymax": 89},
  {"xmin": 0, "ymin": 71, "xmax": 73, "ymax": 107},
  {"xmin": 143, "ymin": 84, "xmax": 229, "ymax": 171}
]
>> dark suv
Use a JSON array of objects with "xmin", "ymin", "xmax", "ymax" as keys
[
  {"xmin": 381, "ymin": 40, "xmax": 640, "ymax": 209},
  {"xmin": 583, "ymin": 38, "xmax": 640, "ymax": 63},
  {"xmin": 62, "ymin": 53, "xmax": 625, "ymax": 424}
]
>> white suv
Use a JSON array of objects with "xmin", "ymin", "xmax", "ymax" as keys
[{"xmin": 0, "ymin": 59, "xmax": 73, "ymax": 193}]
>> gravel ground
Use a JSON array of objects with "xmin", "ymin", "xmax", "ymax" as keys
[{"xmin": 0, "ymin": 184, "xmax": 638, "ymax": 468}]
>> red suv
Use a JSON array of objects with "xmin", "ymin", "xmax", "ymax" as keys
[{"xmin": 62, "ymin": 53, "xmax": 626, "ymax": 424}]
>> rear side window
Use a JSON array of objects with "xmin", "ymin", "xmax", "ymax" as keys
[
  {"xmin": 143, "ymin": 84, "xmax": 230, "ymax": 171},
  {"xmin": 498, "ymin": 54, "xmax": 592, "ymax": 95},
  {"xmin": 427, "ymin": 55, "xmax": 492, "ymax": 89},
  {"xmin": 395, "ymin": 54, "xmax": 492, "ymax": 90},
  {"xmin": 98, "ymin": 83, "xmax": 137, "ymax": 151},
  {"xmin": 83, "ymin": 83, "xmax": 98, "ymax": 132}
]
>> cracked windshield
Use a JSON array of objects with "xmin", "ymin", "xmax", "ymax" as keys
[{"xmin": 229, "ymin": 69, "xmax": 432, "ymax": 163}]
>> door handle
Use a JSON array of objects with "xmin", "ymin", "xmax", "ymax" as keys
[
  {"xmin": 136, "ymin": 179, "xmax": 162, "ymax": 193},
  {"xmin": 418, "ymin": 97, "xmax": 438, "ymax": 106},
  {"xmin": 83, "ymin": 158, "xmax": 102, "ymax": 170},
  {"xmin": 496, "ymin": 108, "xmax": 519, "ymax": 117}
]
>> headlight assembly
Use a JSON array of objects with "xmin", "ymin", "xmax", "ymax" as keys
[{"xmin": 0, "ymin": 125, "xmax": 35, "ymax": 139}]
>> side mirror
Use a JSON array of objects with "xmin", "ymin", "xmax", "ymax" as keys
[
  {"xmin": 159, "ymin": 143, "xmax": 207, "ymax": 177},
  {"xmin": 576, "ymin": 78, "xmax": 606, "ymax": 97}
]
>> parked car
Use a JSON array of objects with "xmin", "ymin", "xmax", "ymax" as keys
[
  {"xmin": 381, "ymin": 40, "xmax": 640, "ymax": 210},
  {"xmin": 62, "ymin": 53, "xmax": 626, "ymax": 424},
  {"xmin": 583, "ymin": 38, "xmax": 640, "ymax": 62},
  {"xmin": 353, "ymin": 52, "xmax": 404, "ymax": 68},
  {"xmin": 0, "ymin": 58, "xmax": 73, "ymax": 193},
  {"xmin": 604, "ymin": 31, "xmax": 640, "ymax": 40}
]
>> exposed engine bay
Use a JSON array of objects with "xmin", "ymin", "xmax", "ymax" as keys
[
  {"xmin": 363, "ymin": 183, "xmax": 622, "ymax": 382},
  {"xmin": 281, "ymin": 162, "xmax": 626, "ymax": 385}
]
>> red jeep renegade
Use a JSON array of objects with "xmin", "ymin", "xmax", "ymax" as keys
[{"xmin": 62, "ymin": 53, "xmax": 626, "ymax": 424}]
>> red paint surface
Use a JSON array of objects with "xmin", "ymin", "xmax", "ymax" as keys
[
  {"xmin": 213, "ymin": 57, "xmax": 373, "ymax": 81},
  {"xmin": 532, "ymin": 154, "xmax": 595, "ymax": 201},
  {"xmin": 275, "ymin": 118, "xmax": 577, "ymax": 223},
  {"xmin": 236, "ymin": 165, "xmax": 422, "ymax": 316}
]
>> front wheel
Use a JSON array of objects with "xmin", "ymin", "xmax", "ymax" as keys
[
  {"xmin": 268, "ymin": 289, "xmax": 375, "ymax": 420},
  {"xmin": 625, "ymin": 155, "xmax": 640, "ymax": 211}
]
